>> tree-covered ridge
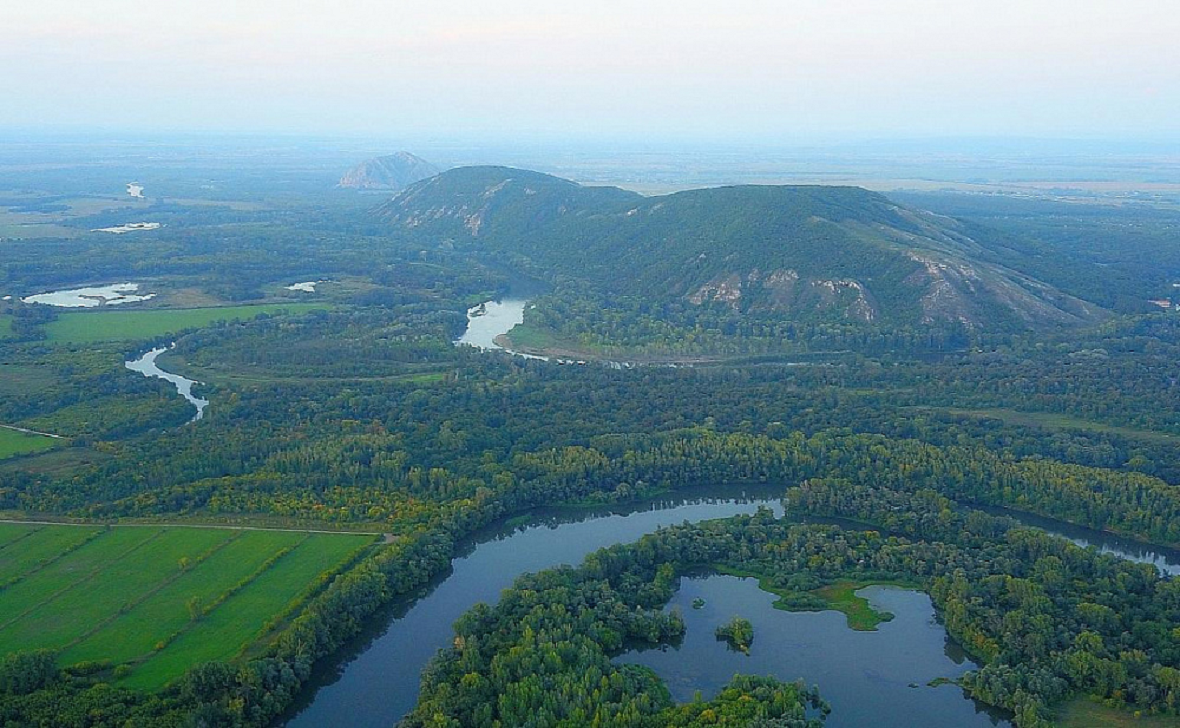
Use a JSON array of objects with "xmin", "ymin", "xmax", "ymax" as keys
[{"xmin": 378, "ymin": 166, "xmax": 1106, "ymax": 332}]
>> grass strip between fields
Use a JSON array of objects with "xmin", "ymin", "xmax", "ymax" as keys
[
  {"xmin": 0, "ymin": 523, "xmax": 42, "ymax": 552},
  {"xmin": 0, "ymin": 528, "xmax": 175, "ymax": 646},
  {"xmin": 3, "ymin": 528, "xmax": 239, "ymax": 653},
  {"xmin": 61, "ymin": 531, "xmax": 245, "ymax": 653},
  {"xmin": 61, "ymin": 530, "xmax": 308, "ymax": 667},
  {"xmin": 0, "ymin": 524, "xmax": 104, "ymax": 585},
  {"xmin": 0, "ymin": 523, "xmax": 375, "ymax": 690}
]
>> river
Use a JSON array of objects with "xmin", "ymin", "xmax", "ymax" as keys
[
  {"xmin": 289, "ymin": 289, "xmax": 1176, "ymax": 725},
  {"xmin": 285, "ymin": 480, "xmax": 1180, "ymax": 727},
  {"xmin": 455, "ymin": 297, "xmax": 543, "ymax": 358},
  {"xmin": 287, "ymin": 486, "xmax": 784, "ymax": 727},
  {"xmin": 978, "ymin": 504, "xmax": 1180, "ymax": 577},
  {"xmin": 124, "ymin": 346, "xmax": 208, "ymax": 422},
  {"xmin": 287, "ymin": 485, "xmax": 1015, "ymax": 727}
]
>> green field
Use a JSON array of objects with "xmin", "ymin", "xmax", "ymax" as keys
[
  {"xmin": 0, "ymin": 427, "xmax": 59, "ymax": 460},
  {"xmin": 920, "ymin": 406, "xmax": 1180, "ymax": 445},
  {"xmin": 44, "ymin": 303, "xmax": 330, "ymax": 343},
  {"xmin": 1057, "ymin": 697, "xmax": 1180, "ymax": 727},
  {"xmin": 0, "ymin": 314, "xmax": 12, "ymax": 339},
  {"xmin": 0, "ymin": 364, "xmax": 59, "ymax": 396},
  {"xmin": 0, "ymin": 522, "xmax": 374, "ymax": 687}
]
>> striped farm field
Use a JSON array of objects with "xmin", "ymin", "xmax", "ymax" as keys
[{"xmin": 0, "ymin": 522, "xmax": 375, "ymax": 687}]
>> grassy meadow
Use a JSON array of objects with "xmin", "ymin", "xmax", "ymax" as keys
[
  {"xmin": 0, "ymin": 428, "xmax": 59, "ymax": 460},
  {"xmin": 0, "ymin": 522, "xmax": 375, "ymax": 688},
  {"xmin": 1056, "ymin": 697, "xmax": 1180, "ymax": 727},
  {"xmin": 44, "ymin": 303, "xmax": 330, "ymax": 343}
]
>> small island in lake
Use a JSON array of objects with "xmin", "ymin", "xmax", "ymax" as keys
[{"xmin": 715, "ymin": 616, "xmax": 754, "ymax": 653}]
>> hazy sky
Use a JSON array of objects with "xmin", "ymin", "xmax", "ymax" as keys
[{"xmin": 3, "ymin": 0, "xmax": 1178, "ymax": 141}]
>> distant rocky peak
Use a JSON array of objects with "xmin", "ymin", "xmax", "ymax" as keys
[{"xmin": 338, "ymin": 152, "xmax": 440, "ymax": 190}]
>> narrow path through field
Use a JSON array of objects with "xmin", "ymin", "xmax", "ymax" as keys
[{"xmin": 0, "ymin": 423, "xmax": 64, "ymax": 439}]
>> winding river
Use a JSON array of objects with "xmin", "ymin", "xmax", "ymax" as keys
[
  {"xmin": 287, "ymin": 485, "xmax": 1016, "ymax": 727},
  {"xmin": 124, "ymin": 346, "xmax": 208, "ymax": 422},
  {"xmin": 285, "ymin": 477, "xmax": 1180, "ymax": 727},
  {"xmin": 290, "ymin": 294, "xmax": 1177, "ymax": 726}
]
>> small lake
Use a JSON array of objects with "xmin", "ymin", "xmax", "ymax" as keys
[
  {"xmin": 621, "ymin": 577, "xmax": 1010, "ymax": 728},
  {"xmin": 286, "ymin": 281, "xmax": 326, "ymax": 293},
  {"xmin": 22, "ymin": 282, "xmax": 155, "ymax": 308},
  {"xmin": 125, "ymin": 346, "xmax": 208, "ymax": 422}
]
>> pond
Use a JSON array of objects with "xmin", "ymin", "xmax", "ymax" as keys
[
  {"xmin": 22, "ymin": 282, "xmax": 155, "ymax": 308},
  {"xmin": 286, "ymin": 281, "xmax": 326, "ymax": 293},
  {"xmin": 620, "ymin": 576, "xmax": 1011, "ymax": 728}
]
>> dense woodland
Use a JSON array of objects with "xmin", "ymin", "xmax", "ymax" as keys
[
  {"xmin": 2, "ymin": 171, "xmax": 1180, "ymax": 726},
  {"xmin": 405, "ymin": 495, "xmax": 1180, "ymax": 727}
]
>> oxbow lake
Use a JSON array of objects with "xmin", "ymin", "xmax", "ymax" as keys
[{"xmin": 21, "ymin": 282, "xmax": 155, "ymax": 307}]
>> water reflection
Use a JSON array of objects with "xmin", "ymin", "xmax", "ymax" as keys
[
  {"xmin": 286, "ymin": 486, "xmax": 784, "ymax": 727},
  {"xmin": 621, "ymin": 576, "xmax": 1012, "ymax": 728},
  {"xmin": 981, "ymin": 505, "xmax": 1180, "ymax": 577},
  {"xmin": 125, "ymin": 345, "xmax": 208, "ymax": 422}
]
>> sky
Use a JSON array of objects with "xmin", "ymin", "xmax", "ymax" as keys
[{"xmin": 2, "ymin": 0, "xmax": 1178, "ymax": 142}]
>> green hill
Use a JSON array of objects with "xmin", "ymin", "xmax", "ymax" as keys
[{"xmin": 378, "ymin": 167, "xmax": 1107, "ymax": 331}]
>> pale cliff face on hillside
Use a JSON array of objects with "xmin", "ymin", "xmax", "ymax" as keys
[{"xmin": 338, "ymin": 152, "xmax": 440, "ymax": 190}]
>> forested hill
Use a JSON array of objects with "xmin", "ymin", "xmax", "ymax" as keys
[{"xmin": 377, "ymin": 166, "xmax": 1108, "ymax": 331}]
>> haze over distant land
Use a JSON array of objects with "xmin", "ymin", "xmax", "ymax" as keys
[{"xmin": 2, "ymin": 0, "xmax": 1177, "ymax": 142}]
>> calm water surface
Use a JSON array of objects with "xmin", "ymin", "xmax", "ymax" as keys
[
  {"xmin": 456, "ymin": 298, "xmax": 533, "ymax": 353},
  {"xmin": 621, "ymin": 576, "xmax": 1011, "ymax": 728},
  {"xmin": 286, "ymin": 486, "xmax": 784, "ymax": 727},
  {"xmin": 287, "ymin": 486, "xmax": 1175, "ymax": 727},
  {"xmin": 125, "ymin": 346, "xmax": 208, "ymax": 421},
  {"xmin": 984, "ymin": 505, "xmax": 1180, "ymax": 576},
  {"xmin": 22, "ymin": 282, "xmax": 155, "ymax": 307}
]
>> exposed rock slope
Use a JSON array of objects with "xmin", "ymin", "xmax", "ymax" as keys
[{"xmin": 378, "ymin": 166, "xmax": 1108, "ymax": 331}]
